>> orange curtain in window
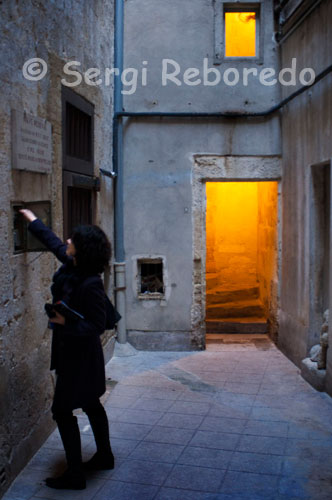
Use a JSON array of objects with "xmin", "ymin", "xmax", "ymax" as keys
[{"xmin": 225, "ymin": 12, "xmax": 256, "ymax": 57}]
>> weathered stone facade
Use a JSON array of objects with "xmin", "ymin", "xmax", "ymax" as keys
[
  {"xmin": 277, "ymin": 0, "xmax": 332, "ymax": 395},
  {"xmin": 0, "ymin": 1, "xmax": 114, "ymax": 495}
]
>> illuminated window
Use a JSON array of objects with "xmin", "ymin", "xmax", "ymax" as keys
[
  {"xmin": 225, "ymin": 11, "xmax": 256, "ymax": 57},
  {"xmin": 214, "ymin": 3, "xmax": 261, "ymax": 63}
]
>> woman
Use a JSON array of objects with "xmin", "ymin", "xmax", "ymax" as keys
[{"xmin": 20, "ymin": 209, "xmax": 114, "ymax": 490}]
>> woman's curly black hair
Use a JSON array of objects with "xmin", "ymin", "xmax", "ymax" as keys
[{"xmin": 71, "ymin": 225, "xmax": 111, "ymax": 274}]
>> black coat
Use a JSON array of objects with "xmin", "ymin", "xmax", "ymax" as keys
[{"xmin": 29, "ymin": 219, "xmax": 106, "ymax": 411}]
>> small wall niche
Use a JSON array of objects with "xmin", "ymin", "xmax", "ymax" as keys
[
  {"xmin": 137, "ymin": 258, "xmax": 164, "ymax": 299},
  {"xmin": 12, "ymin": 201, "xmax": 51, "ymax": 254}
]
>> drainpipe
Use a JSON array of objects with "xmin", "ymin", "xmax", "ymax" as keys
[
  {"xmin": 114, "ymin": 62, "xmax": 332, "ymax": 120},
  {"xmin": 113, "ymin": 0, "xmax": 126, "ymax": 344}
]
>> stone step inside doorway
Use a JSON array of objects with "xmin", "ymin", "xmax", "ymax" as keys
[
  {"xmin": 206, "ymin": 317, "xmax": 268, "ymax": 334},
  {"xmin": 205, "ymin": 284, "xmax": 267, "ymax": 334}
]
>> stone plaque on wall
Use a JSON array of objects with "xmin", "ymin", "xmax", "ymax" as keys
[{"xmin": 11, "ymin": 110, "xmax": 52, "ymax": 173}]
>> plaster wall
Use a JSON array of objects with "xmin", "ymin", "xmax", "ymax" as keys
[
  {"xmin": 278, "ymin": 0, "xmax": 332, "ymax": 384},
  {"xmin": 0, "ymin": 1, "xmax": 114, "ymax": 495},
  {"xmin": 123, "ymin": 119, "xmax": 281, "ymax": 350},
  {"xmin": 123, "ymin": 0, "xmax": 279, "ymax": 113},
  {"xmin": 122, "ymin": 0, "xmax": 281, "ymax": 350}
]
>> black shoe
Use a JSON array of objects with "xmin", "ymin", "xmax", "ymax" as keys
[
  {"xmin": 83, "ymin": 451, "xmax": 114, "ymax": 470},
  {"xmin": 45, "ymin": 469, "xmax": 86, "ymax": 490}
]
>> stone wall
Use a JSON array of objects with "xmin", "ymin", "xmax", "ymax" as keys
[
  {"xmin": 0, "ymin": 1, "xmax": 114, "ymax": 495},
  {"xmin": 278, "ymin": 0, "xmax": 332, "ymax": 383},
  {"xmin": 257, "ymin": 181, "xmax": 279, "ymax": 334}
]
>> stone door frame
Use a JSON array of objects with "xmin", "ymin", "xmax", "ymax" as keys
[{"xmin": 190, "ymin": 155, "xmax": 282, "ymax": 348}]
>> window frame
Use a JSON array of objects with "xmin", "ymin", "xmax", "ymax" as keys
[
  {"xmin": 136, "ymin": 257, "xmax": 166, "ymax": 300},
  {"xmin": 62, "ymin": 171, "xmax": 99, "ymax": 239},
  {"xmin": 214, "ymin": 1, "xmax": 263, "ymax": 65},
  {"xmin": 61, "ymin": 86, "xmax": 94, "ymax": 176}
]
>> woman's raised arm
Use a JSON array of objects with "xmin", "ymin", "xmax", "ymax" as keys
[{"xmin": 20, "ymin": 209, "xmax": 69, "ymax": 263}]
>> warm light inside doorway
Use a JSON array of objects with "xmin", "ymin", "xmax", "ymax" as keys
[
  {"xmin": 225, "ymin": 12, "xmax": 256, "ymax": 57},
  {"xmin": 205, "ymin": 181, "xmax": 278, "ymax": 320}
]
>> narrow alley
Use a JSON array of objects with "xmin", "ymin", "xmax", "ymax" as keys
[{"xmin": 4, "ymin": 336, "xmax": 332, "ymax": 500}]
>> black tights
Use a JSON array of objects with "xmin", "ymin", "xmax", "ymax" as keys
[{"xmin": 52, "ymin": 400, "xmax": 112, "ymax": 471}]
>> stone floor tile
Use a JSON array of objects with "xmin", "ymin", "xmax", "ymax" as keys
[
  {"xmin": 237, "ymin": 435, "xmax": 287, "ymax": 455},
  {"xmin": 243, "ymin": 419, "xmax": 289, "ymax": 438},
  {"xmin": 208, "ymin": 403, "xmax": 252, "ymax": 420},
  {"xmin": 249, "ymin": 406, "xmax": 288, "ymax": 422},
  {"xmin": 229, "ymin": 366, "xmax": 264, "ymax": 375},
  {"xmin": 223, "ymin": 382, "xmax": 261, "ymax": 395},
  {"xmin": 216, "ymin": 495, "xmax": 263, "ymax": 500},
  {"xmin": 197, "ymin": 363, "xmax": 238, "ymax": 373},
  {"xmin": 258, "ymin": 384, "xmax": 299, "ymax": 395},
  {"xmin": 254, "ymin": 394, "xmax": 295, "ymax": 408},
  {"xmin": 28, "ymin": 448, "xmax": 66, "ymax": 473},
  {"xmin": 229, "ymin": 373, "xmax": 264, "ymax": 384},
  {"xmin": 154, "ymin": 487, "xmax": 220, "ymax": 500},
  {"xmin": 5, "ymin": 344, "xmax": 332, "ymax": 500},
  {"xmin": 111, "ymin": 458, "xmax": 173, "ymax": 485},
  {"xmin": 104, "ymin": 396, "xmax": 137, "ymax": 409},
  {"xmin": 164, "ymin": 464, "xmax": 225, "ymax": 493},
  {"xmin": 176, "ymin": 390, "xmax": 215, "ymax": 403},
  {"xmin": 200, "ymin": 416, "xmax": 246, "ymax": 434},
  {"xmin": 177, "ymin": 446, "xmax": 232, "ymax": 469},
  {"xmin": 157, "ymin": 412, "xmax": 204, "ymax": 429},
  {"xmin": 282, "ymin": 455, "xmax": 332, "ymax": 480},
  {"xmin": 86, "ymin": 437, "xmax": 140, "ymax": 458},
  {"xmin": 285, "ymin": 438, "xmax": 332, "ymax": 459},
  {"xmin": 206, "ymin": 343, "xmax": 257, "ymax": 352},
  {"xmin": 141, "ymin": 387, "xmax": 181, "ymax": 400},
  {"xmin": 129, "ymin": 441, "xmax": 185, "ymax": 463},
  {"xmin": 168, "ymin": 400, "xmax": 211, "ymax": 416},
  {"xmin": 189, "ymin": 430, "xmax": 240, "ymax": 451},
  {"xmin": 22, "ymin": 497, "xmax": 52, "ymax": 500},
  {"xmin": 274, "ymin": 496, "xmax": 310, "ymax": 500},
  {"xmin": 2, "ymin": 468, "xmax": 46, "ymax": 500},
  {"xmin": 216, "ymin": 392, "xmax": 256, "ymax": 407},
  {"xmin": 229, "ymin": 451, "xmax": 283, "ymax": 475},
  {"xmin": 109, "ymin": 385, "xmax": 147, "ymax": 398},
  {"xmin": 110, "ymin": 421, "xmax": 152, "ymax": 440},
  {"xmin": 91, "ymin": 480, "xmax": 159, "ymax": 500},
  {"xmin": 32, "ymin": 476, "xmax": 106, "ymax": 500},
  {"xmin": 131, "ymin": 397, "xmax": 175, "ymax": 411},
  {"xmin": 116, "ymin": 408, "xmax": 164, "ymax": 425},
  {"xmin": 120, "ymin": 372, "xmax": 180, "ymax": 390},
  {"xmin": 42, "ymin": 430, "xmax": 63, "ymax": 450},
  {"xmin": 287, "ymin": 422, "xmax": 332, "ymax": 440},
  {"xmin": 194, "ymin": 370, "xmax": 229, "ymax": 382},
  {"xmin": 220, "ymin": 470, "xmax": 279, "ymax": 499},
  {"xmin": 101, "ymin": 407, "xmax": 125, "ymax": 421},
  {"xmin": 278, "ymin": 477, "xmax": 312, "ymax": 499},
  {"xmin": 144, "ymin": 426, "xmax": 195, "ymax": 445},
  {"xmin": 76, "ymin": 416, "xmax": 94, "ymax": 435}
]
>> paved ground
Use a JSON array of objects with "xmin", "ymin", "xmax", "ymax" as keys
[{"xmin": 4, "ymin": 335, "xmax": 332, "ymax": 500}]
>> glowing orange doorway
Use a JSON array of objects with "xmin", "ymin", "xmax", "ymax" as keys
[{"xmin": 205, "ymin": 181, "xmax": 278, "ymax": 333}]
